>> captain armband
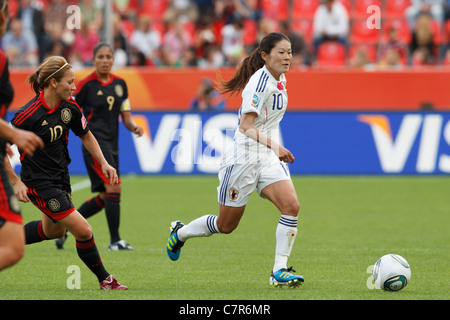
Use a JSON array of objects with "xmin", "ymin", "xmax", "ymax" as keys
[{"xmin": 120, "ymin": 99, "xmax": 131, "ymax": 112}]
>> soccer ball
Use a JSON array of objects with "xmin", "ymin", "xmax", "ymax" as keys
[{"xmin": 373, "ymin": 254, "xmax": 411, "ymax": 291}]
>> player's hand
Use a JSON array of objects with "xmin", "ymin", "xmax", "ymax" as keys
[
  {"xmin": 13, "ymin": 180, "xmax": 31, "ymax": 203},
  {"xmin": 102, "ymin": 163, "xmax": 118, "ymax": 185},
  {"xmin": 11, "ymin": 128, "xmax": 44, "ymax": 156},
  {"xmin": 277, "ymin": 146, "xmax": 295, "ymax": 164},
  {"xmin": 133, "ymin": 124, "xmax": 144, "ymax": 137}
]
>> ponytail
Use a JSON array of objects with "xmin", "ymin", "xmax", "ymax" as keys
[
  {"xmin": 216, "ymin": 32, "xmax": 290, "ymax": 96},
  {"xmin": 26, "ymin": 56, "xmax": 71, "ymax": 95},
  {"xmin": 217, "ymin": 48, "xmax": 265, "ymax": 96}
]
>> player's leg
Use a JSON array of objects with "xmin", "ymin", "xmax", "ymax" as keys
[
  {"xmin": 104, "ymin": 182, "xmax": 132, "ymax": 251},
  {"xmin": 261, "ymin": 179, "xmax": 304, "ymax": 287},
  {"xmin": 58, "ymin": 210, "xmax": 127, "ymax": 289},
  {"xmin": 167, "ymin": 163, "xmax": 254, "ymax": 261},
  {"xmin": 167, "ymin": 205, "xmax": 245, "ymax": 261},
  {"xmin": 0, "ymin": 220, "xmax": 25, "ymax": 270}
]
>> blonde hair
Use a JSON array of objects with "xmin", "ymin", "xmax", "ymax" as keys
[{"xmin": 26, "ymin": 56, "xmax": 72, "ymax": 95}]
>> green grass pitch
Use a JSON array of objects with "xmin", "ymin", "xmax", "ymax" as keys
[{"xmin": 1, "ymin": 175, "xmax": 448, "ymax": 300}]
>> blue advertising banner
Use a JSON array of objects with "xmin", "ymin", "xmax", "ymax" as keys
[{"xmin": 7, "ymin": 112, "xmax": 450, "ymax": 175}]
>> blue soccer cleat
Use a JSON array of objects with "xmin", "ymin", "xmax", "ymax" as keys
[
  {"xmin": 166, "ymin": 220, "xmax": 185, "ymax": 261},
  {"xmin": 270, "ymin": 267, "xmax": 304, "ymax": 288}
]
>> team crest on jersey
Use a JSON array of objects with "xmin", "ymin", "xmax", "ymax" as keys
[
  {"xmin": 251, "ymin": 94, "xmax": 260, "ymax": 109},
  {"xmin": 48, "ymin": 199, "xmax": 61, "ymax": 212},
  {"xmin": 229, "ymin": 188, "xmax": 239, "ymax": 200},
  {"xmin": 61, "ymin": 108, "xmax": 72, "ymax": 124},
  {"xmin": 115, "ymin": 84, "xmax": 124, "ymax": 97}
]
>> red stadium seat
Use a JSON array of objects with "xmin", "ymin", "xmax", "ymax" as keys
[
  {"xmin": 139, "ymin": 0, "xmax": 168, "ymax": 20},
  {"xmin": 261, "ymin": 0, "xmax": 289, "ymax": 20},
  {"xmin": 336, "ymin": 0, "xmax": 352, "ymax": 13},
  {"xmin": 243, "ymin": 19, "xmax": 258, "ymax": 45},
  {"xmin": 350, "ymin": 19, "xmax": 380, "ymax": 44},
  {"xmin": 291, "ymin": 19, "xmax": 314, "ymax": 44},
  {"xmin": 291, "ymin": 0, "xmax": 320, "ymax": 19},
  {"xmin": 385, "ymin": 0, "xmax": 411, "ymax": 19},
  {"xmin": 316, "ymin": 41, "xmax": 347, "ymax": 66},
  {"xmin": 351, "ymin": 0, "xmax": 382, "ymax": 19}
]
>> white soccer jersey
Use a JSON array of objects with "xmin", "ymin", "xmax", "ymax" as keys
[
  {"xmin": 222, "ymin": 65, "xmax": 288, "ymax": 166},
  {"xmin": 235, "ymin": 65, "xmax": 287, "ymax": 147}
]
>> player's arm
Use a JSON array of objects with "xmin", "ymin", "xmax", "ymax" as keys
[
  {"xmin": 121, "ymin": 111, "xmax": 143, "ymax": 137},
  {"xmin": 0, "ymin": 119, "xmax": 43, "ymax": 156},
  {"xmin": 239, "ymin": 112, "xmax": 294, "ymax": 164},
  {"xmin": 79, "ymin": 131, "xmax": 118, "ymax": 184},
  {"xmin": 4, "ymin": 154, "xmax": 31, "ymax": 202}
]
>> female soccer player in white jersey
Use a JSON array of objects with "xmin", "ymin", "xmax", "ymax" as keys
[{"xmin": 166, "ymin": 32, "xmax": 304, "ymax": 288}]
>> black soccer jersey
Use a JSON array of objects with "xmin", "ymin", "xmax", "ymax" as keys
[
  {"xmin": 11, "ymin": 91, "xmax": 89, "ymax": 189},
  {"xmin": 74, "ymin": 71, "xmax": 129, "ymax": 155},
  {"xmin": 0, "ymin": 49, "xmax": 14, "ymax": 162}
]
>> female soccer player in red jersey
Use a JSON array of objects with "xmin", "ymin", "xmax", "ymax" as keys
[
  {"xmin": 5, "ymin": 55, "xmax": 127, "ymax": 289},
  {"xmin": 0, "ymin": 0, "xmax": 44, "ymax": 271},
  {"xmin": 56, "ymin": 42, "xmax": 143, "ymax": 251}
]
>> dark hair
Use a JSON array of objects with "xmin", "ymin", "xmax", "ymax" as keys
[
  {"xmin": 93, "ymin": 42, "xmax": 114, "ymax": 57},
  {"xmin": 26, "ymin": 56, "xmax": 71, "ymax": 95},
  {"xmin": 0, "ymin": 0, "xmax": 7, "ymax": 14},
  {"xmin": 217, "ymin": 32, "xmax": 290, "ymax": 96}
]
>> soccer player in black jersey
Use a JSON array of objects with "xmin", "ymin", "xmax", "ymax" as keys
[
  {"xmin": 0, "ymin": 0, "xmax": 44, "ymax": 271},
  {"xmin": 56, "ymin": 42, "xmax": 142, "ymax": 251},
  {"xmin": 5, "ymin": 55, "xmax": 127, "ymax": 289}
]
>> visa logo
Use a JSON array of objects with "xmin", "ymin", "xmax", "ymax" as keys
[
  {"xmin": 131, "ymin": 114, "xmax": 237, "ymax": 173},
  {"xmin": 358, "ymin": 114, "xmax": 450, "ymax": 173}
]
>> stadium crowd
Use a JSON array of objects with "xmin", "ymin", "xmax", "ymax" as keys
[{"xmin": 2, "ymin": 0, "xmax": 450, "ymax": 70}]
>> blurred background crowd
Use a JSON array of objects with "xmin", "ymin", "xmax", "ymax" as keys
[{"xmin": 2, "ymin": 0, "xmax": 450, "ymax": 70}]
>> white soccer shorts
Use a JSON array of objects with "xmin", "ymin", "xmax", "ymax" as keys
[{"xmin": 217, "ymin": 159, "xmax": 291, "ymax": 207}]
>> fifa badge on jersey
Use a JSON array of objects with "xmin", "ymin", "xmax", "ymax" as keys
[
  {"xmin": 61, "ymin": 108, "xmax": 72, "ymax": 124},
  {"xmin": 229, "ymin": 188, "xmax": 239, "ymax": 200},
  {"xmin": 251, "ymin": 94, "xmax": 260, "ymax": 109}
]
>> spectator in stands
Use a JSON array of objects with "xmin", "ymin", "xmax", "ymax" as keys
[
  {"xmin": 221, "ymin": 16, "xmax": 245, "ymax": 65},
  {"xmin": 349, "ymin": 47, "xmax": 373, "ymax": 69},
  {"xmin": 44, "ymin": 0, "xmax": 69, "ymax": 39},
  {"xmin": 113, "ymin": 35, "xmax": 128, "ymax": 67},
  {"xmin": 16, "ymin": 0, "xmax": 47, "ymax": 61},
  {"xmin": 2, "ymin": 18, "xmax": 38, "ymax": 67},
  {"xmin": 378, "ymin": 26, "xmax": 408, "ymax": 66},
  {"xmin": 70, "ymin": 18, "xmax": 100, "ymax": 66},
  {"xmin": 411, "ymin": 46, "xmax": 432, "ymax": 65},
  {"xmin": 190, "ymin": 78, "xmax": 225, "ymax": 111},
  {"xmin": 161, "ymin": 19, "xmax": 193, "ymax": 67},
  {"xmin": 129, "ymin": 15, "xmax": 161, "ymax": 66},
  {"xmin": 193, "ymin": 17, "xmax": 217, "ymax": 60},
  {"xmin": 257, "ymin": 17, "xmax": 277, "ymax": 43},
  {"xmin": 409, "ymin": 13, "xmax": 437, "ymax": 64},
  {"xmin": 197, "ymin": 43, "xmax": 225, "ymax": 68},
  {"xmin": 164, "ymin": 0, "xmax": 199, "ymax": 23},
  {"xmin": 405, "ymin": 0, "xmax": 444, "ymax": 29},
  {"xmin": 377, "ymin": 48, "xmax": 403, "ymax": 69},
  {"xmin": 232, "ymin": 0, "xmax": 261, "ymax": 21},
  {"xmin": 113, "ymin": 0, "xmax": 139, "ymax": 20},
  {"xmin": 193, "ymin": 0, "xmax": 215, "ymax": 17},
  {"xmin": 78, "ymin": 0, "xmax": 104, "ymax": 31},
  {"xmin": 312, "ymin": 0, "xmax": 349, "ymax": 54}
]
